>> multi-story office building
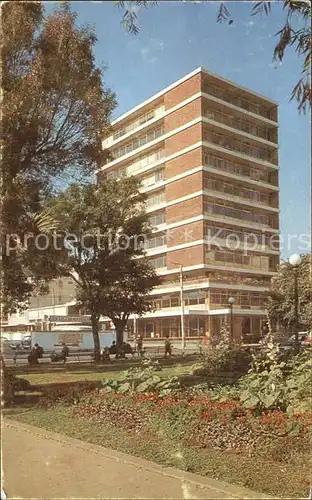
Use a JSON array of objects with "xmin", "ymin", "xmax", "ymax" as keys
[{"xmin": 98, "ymin": 67, "xmax": 280, "ymax": 342}]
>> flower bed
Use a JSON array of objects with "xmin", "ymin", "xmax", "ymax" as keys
[{"xmin": 72, "ymin": 389, "xmax": 311, "ymax": 464}]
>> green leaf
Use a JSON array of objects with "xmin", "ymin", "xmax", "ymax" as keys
[{"xmin": 118, "ymin": 382, "xmax": 131, "ymax": 394}]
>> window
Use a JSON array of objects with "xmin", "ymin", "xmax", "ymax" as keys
[
  {"xmin": 112, "ymin": 126, "xmax": 164, "ymax": 160},
  {"xmin": 147, "ymin": 233, "xmax": 166, "ymax": 249},
  {"xmin": 141, "ymin": 169, "xmax": 165, "ymax": 187},
  {"xmin": 113, "ymin": 110, "xmax": 155, "ymax": 140},
  {"xmin": 147, "ymin": 191, "xmax": 165, "ymax": 207},
  {"xmin": 204, "ymin": 108, "xmax": 271, "ymax": 141},
  {"xmin": 203, "ymin": 83, "xmax": 272, "ymax": 120},
  {"xmin": 149, "ymin": 213, "xmax": 166, "ymax": 226},
  {"xmin": 242, "ymin": 318, "xmax": 251, "ymax": 334},
  {"xmin": 204, "ymin": 131, "xmax": 274, "ymax": 163},
  {"xmin": 204, "ymin": 154, "xmax": 273, "ymax": 185},
  {"xmin": 150, "ymin": 255, "xmax": 166, "ymax": 269},
  {"xmin": 204, "ymin": 200, "xmax": 271, "ymax": 227}
]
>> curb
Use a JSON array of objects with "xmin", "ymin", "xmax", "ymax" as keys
[{"xmin": 3, "ymin": 418, "xmax": 275, "ymax": 499}]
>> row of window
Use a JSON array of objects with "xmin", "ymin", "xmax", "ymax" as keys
[
  {"xmin": 113, "ymin": 110, "xmax": 155, "ymax": 140},
  {"xmin": 150, "ymin": 290, "xmax": 267, "ymax": 309},
  {"xmin": 203, "ymin": 83, "xmax": 274, "ymax": 120},
  {"xmin": 204, "ymin": 201, "xmax": 271, "ymax": 226},
  {"xmin": 106, "ymin": 150, "xmax": 165, "ymax": 180},
  {"xmin": 204, "ymin": 154, "xmax": 277, "ymax": 185},
  {"xmin": 112, "ymin": 126, "xmax": 164, "ymax": 160},
  {"xmin": 130, "ymin": 316, "xmax": 206, "ymax": 338},
  {"xmin": 204, "ymin": 225, "xmax": 275, "ymax": 248},
  {"xmin": 204, "ymin": 108, "xmax": 273, "ymax": 142},
  {"xmin": 210, "ymin": 291, "xmax": 266, "ymax": 307},
  {"xmin": 207, "ymin": 249, "xmax": 274, "ymax": 271},
  {"xmin": 152, "ymin": 291, "xmax": 207, "ymax": 310},
  {"xmin": 204, "ymin": 131, "xmax": 276, "ymax": 164},
  {"xmin": 204, "ymin": 178, "xmax": 272, "ymax": 206}
]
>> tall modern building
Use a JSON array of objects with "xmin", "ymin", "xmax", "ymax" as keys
[{"xmin": 98, "ymin": 67, "xmax": 279, "ymax": 343}]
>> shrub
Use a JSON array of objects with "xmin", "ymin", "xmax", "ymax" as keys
[
  {"xmin": 238, "ymin": 340, "xmax": 312, "ymax": 413},
  {"xmin": 101, "ymin": 360, "xmax": 180, "ymax": 396}
]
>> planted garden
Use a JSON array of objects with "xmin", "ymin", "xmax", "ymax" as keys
[{"xmin": 5, "ymin": 334, "xmax": 312, "ymax": 498}]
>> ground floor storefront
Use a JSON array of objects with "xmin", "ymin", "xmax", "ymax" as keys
[{"xmin": 127, "ymin": 312, "xmax": 266, "ymax": 344}]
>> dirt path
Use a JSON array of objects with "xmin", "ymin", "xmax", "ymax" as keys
[{"xmin": 2, "ymin": 419, "xmax": 273, "ymax": 499}]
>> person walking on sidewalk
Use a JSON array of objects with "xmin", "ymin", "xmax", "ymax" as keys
[
  {"xmin": 137, "ymin": 335, "xmax": 144, "ymax": 358},
  {"xmin": 164, "ymin": 336, "xmax": 172, "ymax": 358}
]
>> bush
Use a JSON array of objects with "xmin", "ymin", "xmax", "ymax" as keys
[
  {"xmin": 194, "ymin": 345, "xmax": 251, "ymax": 379},
  {"xmin": 238, "ymin": 342, "xmax": 312, "ymax": 413},
  {"xmin": 194, "ymin": 320, "xmax": 252, "ymax": 379},
  {"xmin": 101, "ymin": 359, "xmax": 181, "ymax": 397}
]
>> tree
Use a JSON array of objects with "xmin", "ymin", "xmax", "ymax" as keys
[
  {"xmin": 1, "ymin": 1, "xmax": 116, "ymax": 314},
  {"xmin": 46, "ymin": 178, "xmax": 161, "ymax": 360},
  {"xmin": 266, "ymin": 253, "xmax": 312, "ymax": 333},
  {"xmin": 116, "ymin": 0, "xmax": 311, "ymax": 113},
  {"xmin": 97, "ymin": 258, "xmax": 160, "ymax": 346}
]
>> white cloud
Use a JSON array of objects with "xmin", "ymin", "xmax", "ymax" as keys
[{"xmin": 140, "ymin": 38, "xmax": 165, "ymax": 64}]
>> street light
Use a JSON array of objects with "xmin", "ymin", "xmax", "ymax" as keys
[
  {"xmin": 228, "ymin": 296, "xmax": 235, "ymax": 344},
  {"xmin": 289, "ymin": 253, "xmax": 302, "ymax": 352},
  {"xmin": 173, "ymin": 263, "xmax": 185, "ymax": 352}
]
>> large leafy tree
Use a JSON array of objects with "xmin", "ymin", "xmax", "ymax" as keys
[
  {"xmin": 46, "ymin": 178, "xmax": 161, "ymax": 360},
  {"xmin": 116, "ymin": 0, "xmax": 311, "ymax": 113},
  {"xmin": 266, "ymin": 253, "xmax": 312, "ymax": 333},
  {"xmin": 1, "ymin": 1, "xmax": 116, "ymax": 314},
  {"xmin": 97, "ymin": 258, "xmax": 159, "ymax": 347}
]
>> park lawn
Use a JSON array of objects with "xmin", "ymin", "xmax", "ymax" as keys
[
  {"xmin": 15, "ymin": 362, "xmax": 193, "ymax": 386},
  {"xmin": 4, "ymin": 404, "xmax": 309, "ymax": 499}
]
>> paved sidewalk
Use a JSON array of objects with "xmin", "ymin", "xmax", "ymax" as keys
[{"xmin": 2, "ymin": 419, "xmax": 273, "ymax": 499}]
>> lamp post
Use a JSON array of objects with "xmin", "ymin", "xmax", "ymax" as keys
[
  {"xmin": 228, "ymin": 296, "xmax": 235, "ymax": 344},
  {"xmin": 289, "ymin": 253, "xmax": 302, "ymax": 353}
]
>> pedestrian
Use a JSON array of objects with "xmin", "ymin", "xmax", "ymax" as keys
[
  {"xmin": 164, "ymin": 336, "xmax": 172, "ymax": 358},
  {"xmin": 60, "ymin": 342, "xmax": 69, "ymax": 364}
]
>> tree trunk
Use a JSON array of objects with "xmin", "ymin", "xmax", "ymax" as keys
[
  {"xmin": 91, "ymin": 314, "xmax": 101, "ymax": 362},
  {"xmin": 115, "ymin": 324, "xmax": 124, "ymax": 349}
]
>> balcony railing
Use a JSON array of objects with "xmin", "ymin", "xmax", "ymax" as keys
[
  {"xmin": 204, "ymin": 201, "xmax": 276, "ymax": 228},
  {"xmin": 113, "ymin": 111, "xmax": 155, "ymax": 141},
  {"xmin": 206, "ymin": 249, "xmax": 275, "ymax": 272},
  {"xmin": 204, "ymin": 178, "xmax": 274, "ymax": 208},
  {"xmin": 204, "ymin": 154, "xmax": 277, "ymax": 185},
  {"xmin": 204, "ymin": 108, "xmax": 274, "ymax": 142},
  {"xmin": 203, "ymin": 83, "xmax": 274, "ymax": 121},
  {"xmin": 205, "ymin": 226, "xmax": 276, "ymax": 251},
  {"xmin": 112, "ymin": 126, "xmax": 164, "ymax": 160},
  {"xmin": 106, "ymin": 150, "xmax": 165, "ymax": 180},
  {"xmin": 112, "ymin": 106, "xmax": 165, "ymax": 141},
  {"xmin": 146, "ymin": 191, "xmax": 165, "ymax": 208},
  {"xmin": 204, "ymin": 131, "xmax": 276, "ymax": 164},
  {"xmin": 149, "ymin": 256, "xmax": 167, "ymax": 269}
]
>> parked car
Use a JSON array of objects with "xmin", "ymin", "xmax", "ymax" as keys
[{"xmin": 259, "ymin": 331, "xmax": 310, "ymax": 350}]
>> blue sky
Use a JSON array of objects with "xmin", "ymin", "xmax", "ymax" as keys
[{"xmin": 47, "ymin": 1, "xmax": 311, "ymax": 258}]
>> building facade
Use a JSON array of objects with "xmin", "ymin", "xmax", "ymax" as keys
[{"xmin": 98, "ymin": 67, "xmax": 280, "ymax": 342}]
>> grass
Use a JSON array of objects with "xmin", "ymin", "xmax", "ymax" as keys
[
  {"xmin": 14, "ymin": 361, "xmax": 193, "ymax": 386},
  {"xmin": 5, "ymin": 404, "xmax": 310, "ymax": 499}
]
